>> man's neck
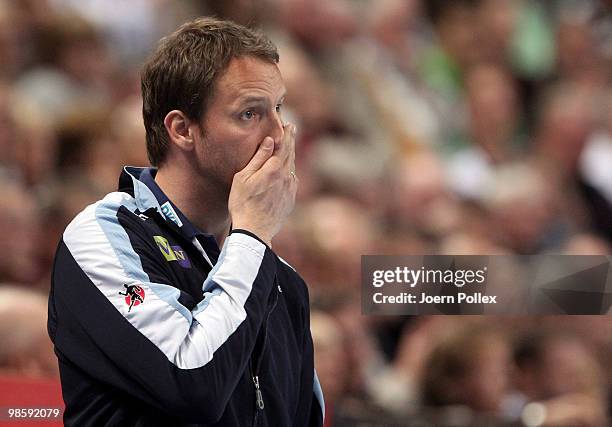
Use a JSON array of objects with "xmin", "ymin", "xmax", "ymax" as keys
[{"xmin": 154, "ymin": 165, "xmax": 231, "ymax": 247}]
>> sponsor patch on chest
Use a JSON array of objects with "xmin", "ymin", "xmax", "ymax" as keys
[{"xmin": 153, "ymin": 235, "xmax": 191, "ymax": 268}]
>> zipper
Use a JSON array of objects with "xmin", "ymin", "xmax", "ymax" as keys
[
  {"xmin": 250, "ymin": 360, "xmax": 260, "ymax": 427},
  {"xmin": 251, "ymin": 275, "xmax": 280, "ymax": 424},
  {"xmin": 253, "ymin": 375, "xmax": 264, "ymax": 410}
]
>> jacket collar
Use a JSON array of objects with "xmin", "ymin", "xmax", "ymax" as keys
[
  {"xmin": 118, "ymin": 166, "xmax": 221, "ymax": 260},
  {"xmin": 119, "ymin": 166, "xmax": 161, "ymax": 213}
]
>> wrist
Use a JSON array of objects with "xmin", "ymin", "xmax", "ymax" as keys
[{"xmin": 230, "ymin": 228, "xmax": 272, "ymax": 249}]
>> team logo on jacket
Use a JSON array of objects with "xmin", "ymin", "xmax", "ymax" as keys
[
  {"xmin": 153, "ymin": 235, "xmax": 191, "ymax": 268},
  {"xmin": 119, "ymin": 284, "xmax": 145, "ymax": 312},
  {"xmin": 160, "ymin": 201, "xmax": 183, "ymax": 227}
]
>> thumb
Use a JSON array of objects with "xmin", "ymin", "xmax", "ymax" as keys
[{"xmin": 242, "ymin": 137, "xmax": 274, "ymax": 175}]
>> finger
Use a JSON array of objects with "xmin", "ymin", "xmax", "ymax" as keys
[
  {"xmin": 290, "ymin": 126, "xmax": 296, "ymax": 171},
  {"xmin": 278, "ymin": 124, "xmax": 295, "ymax": 167},
  {"xmin": 275, "ymin": 123, "xmax": 294, "ymax": 163},
  {"xmin": 241, "ymin": 137, "xmax": 274, "ymax": 175},
  {"xmin": 283, "ymin": 124, "xmax": 296, "ymax": 172}
]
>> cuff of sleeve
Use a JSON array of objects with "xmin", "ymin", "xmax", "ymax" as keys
[{"xmin": 230, "ymin": 229, "xmax": 271, "ymax": 251}]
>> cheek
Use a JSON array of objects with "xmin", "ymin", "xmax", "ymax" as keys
[
  {"xmin": 201, "ymin": 122, "xmax": 262, "ymax": 175},
  {"xmin": 200, "ymin": 110, "xmax": 274, "ymax": 173},
  {"xmin": 231, "ymin": 123, "xmax": 271, "ymax": 171},
  {"xmin": 237, "ymin": 133, "xmax": 264, "ymax": 170}
]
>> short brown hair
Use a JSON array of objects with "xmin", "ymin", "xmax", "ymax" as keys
[{"xmin": 141, "ymin": 17, "xmax": 279, "ymax": 166}]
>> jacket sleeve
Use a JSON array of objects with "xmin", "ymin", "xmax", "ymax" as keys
[
  {"xmin": 292, "ymin": 276, "xmax": 325, "ymax": 426},
  {"xmin": 48, "ymin": 194, "xmax": 276, "ymax": 424}
]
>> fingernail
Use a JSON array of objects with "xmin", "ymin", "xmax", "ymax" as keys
[{"xmin": 263, "ymin": 137, "xmax": 273, "ymax": 149}]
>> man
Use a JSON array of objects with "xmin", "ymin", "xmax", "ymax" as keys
[{"xmin": 48, "ymin": 17, "xmax": 324, "ymax": 426}]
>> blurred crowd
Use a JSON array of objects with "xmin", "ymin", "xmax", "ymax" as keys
[{"xmin": 1, "ymin": 0, "xmax": 612, "ymax": 425}]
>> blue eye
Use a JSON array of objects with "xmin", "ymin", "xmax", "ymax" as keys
[{"xmin": 240, "ymin": 110, "xmax": 256, "ymax": 120}]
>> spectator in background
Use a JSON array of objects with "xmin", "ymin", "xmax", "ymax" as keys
[
  {"xmin": 388, "ymin": 150, "xmax": 462, "ymax": 239},
  {"xmin": 535, "ymin": 83, "xmax": 612, "ymax": 243},
  {"xmin": 55, "ymin": 107, "xmax": 124, "ymax": 193},
  {"xmin": 476, "ymin": 0, "xmax": 520, "ymax": 64},
  {"xmin": 15, "ymin": 13, "xmax": 113, "ymax": 124},
  {"xmin": 48, "ymin": 0, "xmax": 181, "ymax": 66},
  {"xmin": 0, "ymin": 1, "xmax": 610, "ymax": 424},
  {"xmin": 0, "ymin": 286, "xmax": 57, "ymax": 378},
  {"xmin": 463, "ymin": 61, "xmax": 523, "ymax": 163},
  {"xmin": 535, "ymin": 84, "xmax": 594, "ymax": 177},
  {"xmin": 273, "ymin": 37, "xmax": 337, "ymax": 144},
  {"xmin": 0, "ymin": 81, "xmax": 19, "ymax": 176},
  {"xmin": 310, "ymin": 310, "xmax": 349, "ymax": 424},
  {"xmin": 555, "ymin": 4, "xmax": 608, "ymax": 88},
  {"xmin": 0, "ymin": 176, "xmax": 41, "ymax": 285},
  {"xmin": 483, "ymin": 163, "xmax": 565, "ymax": 253},
  {"xmin": 513, "ymin": 329, "xmax": 609, "ymax": 426},
  {"xmin": 421, "ymin": 326, "xmax": 511, "ymax": 417},
  {"xmin": 420, "ymin": 0, "xmax": 484, "ymax": 102},
  {"xmin": 276, "ymin": 0, "xmax": 357, "ymax": 51},
  {"xmin": 295, "ymin": 195, "xmax": 378, "ymax": 289}
]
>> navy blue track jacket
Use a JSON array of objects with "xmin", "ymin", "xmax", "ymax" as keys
[{"xmin": 47, "ymin": 166, "xmax": 325, "ymax": 426}]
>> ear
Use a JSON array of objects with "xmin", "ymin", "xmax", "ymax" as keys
[{"xmin": 163, "ymin": 110, "xmax": 196, "ymax": 152}]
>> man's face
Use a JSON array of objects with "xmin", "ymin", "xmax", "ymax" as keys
[{"xmin": 193, "ymin": 56, "xmax": 286, "ymax": 192}]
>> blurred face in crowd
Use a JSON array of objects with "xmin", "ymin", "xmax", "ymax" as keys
[
  {"xmin": 311, "ymin": 311, "xmax": 348, "ymax": 404},
  {"xmin": 0, "ymin": 82, "xmax": 17, "ymax": 165},
  {"xmin": 557, "ymin": 19, "xmax": 598, "ymax": 81},
  {"xmin": 537, "ymin": 87, "xmax": 593, "ymax": 171},
  {"xmin": 527, "ymin": 337, "xmax": 603, "ymax": 400},
  {"xmin": 465, "ymin": 63, "xmax": 518, "ymax": 161},
  {"xmin": 191, "ymin": 56, "xmax": 286, "ymax": 191},
  {"xmin": 424, "ymin": 329, "xmax": 512, "ymax": 413},
  {"xmin": 477, "ymin": 0, "xmax": 519, "ymax": 54},
  {"xmin": 276, "ymin": 41, "xmax": 334, "ymax": 135},
  {"xmin": 392, "ymin": 151, "xmax": 460, "ymax": 236},
  {"xmin": 0, "ymin": 287, "xmax": 58, "ymax": 378},
  {"xmin": 461, "ymin": 335, "xmax": 511, "ymax": 412},
  {"xmin": 0, "ymin": 182, "xmax": 40, "ymax": 283},
  {"xmin": 435, "ymin": 3, "xmax": 482, "ymax": 67},
  {"xmin": 280, "ymin": 0, "xmax": 357, "ymax": 48}
]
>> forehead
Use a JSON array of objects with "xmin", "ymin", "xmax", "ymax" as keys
[{"xmin": 214, "ymin": 56, "xmax": 285, "ymax": 102}]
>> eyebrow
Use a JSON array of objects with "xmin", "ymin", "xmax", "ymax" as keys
[
  {"xmin": 235, "ymin": 91, "xmax": 287, "ymax": 106},
  {"xmin": 237, "ymin": 96, "xmax": 267, "ymax": 106}
]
